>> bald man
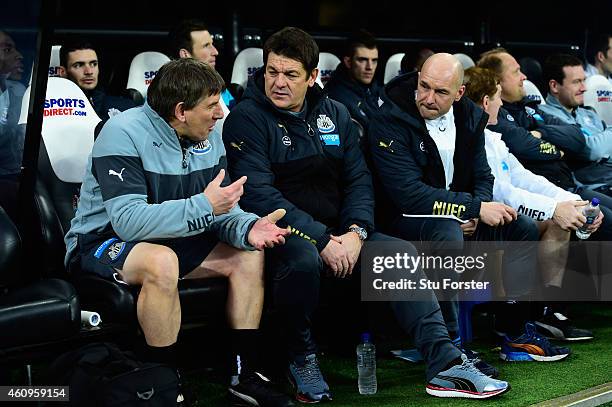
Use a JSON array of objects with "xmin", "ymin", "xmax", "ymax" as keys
[{"xmin": 368, "ymin": 53, "xmax": 553, "ymax": 363}]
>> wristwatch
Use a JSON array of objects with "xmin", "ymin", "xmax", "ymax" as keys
[{"xmin": 348, "ymin": 225, "xmax": 368, "ymax": 241}]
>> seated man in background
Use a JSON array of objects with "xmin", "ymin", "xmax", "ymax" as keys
[
  {"xmin": 584, "ymin": 32, "xmax": 612, "ymax": 84},
  {"xmin": 539, "ymin": 53, "xmax": 612, "ymax": 189},
  {"xmin": 59, "ymin": 39, "xmax": 136, "ymax": 121},
  {"xmin": 464, "ymin": 66, "xmax": 596, "ymax": 341},
  {"xmin": 0, "ymin": 30, "xmax": 25, "ymax": 221},
  {"xmin": 224, "ymin": 27, "xmax": 509, "ymax": 401},
  {"xmin": 64, "ymin": 58, "xmax": 294, "ymax": 407},
  {"xmin": 400, "ymin": 46, "xmax": 434, "ymax": 74},
  {"xmin": 479, "ymin": 48, "xmax": 612, "ymax": 231},
  {"xmin": 168, "ymin": 18, "xmax": 235, "ymax": 119},
  {"xmin": 368, "ymin": 53, "xmax": 570, "ymax": 363},
  {"xmin": 325, "ymin": 29, "xmax": 380, "ymax": 131}
]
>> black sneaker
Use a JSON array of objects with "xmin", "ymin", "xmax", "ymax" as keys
[
  {"xmin": 229, "ymin": 371, "xmax": 295, "ymax": 407},
  {"xmin": 535, "ymin": 312, "xmax": 594, "ymax": 342}
]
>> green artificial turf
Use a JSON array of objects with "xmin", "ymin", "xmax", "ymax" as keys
[{"xmin": 186, "ymin": 304, "xmax": 612, "ymax": 406}]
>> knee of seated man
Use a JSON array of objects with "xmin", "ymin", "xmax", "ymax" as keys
[
  {"xmin": 271, "ymin": 237, "xmax": 322, "ymax": 279},
  {"xmin": 228, "ymin": 249, "xmax": 264, "ymax": 279},
  {"xmin": 514, "ymin": 215, "xmax": 539, "ymax": 241},
  {"xmin": 143, "ymin": 246, "xmax": 180, "ymax": 291},
  {"xmin": 541, "ymin": 219, "xmax": 570, "ymax": 240},
  {"xmin": 430, "ymin": 220, "xmax": 464, "ymax": 242}
]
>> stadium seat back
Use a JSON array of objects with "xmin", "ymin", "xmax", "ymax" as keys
[
  {"xmin": 316, "ymin": 52, "xmax": 341, "ymax": 87},
  {"xmin": 523, "ymin": 79, "xmax": 545, "ymax": 105},
  {"xmin": 584, "ymin": 74, "xmax": 612, "ymax": 125},
  {"xmin": 453, "ymin": 53, "xmax": 475, "ymax": 70},
  {"xmin": 39, "ymin": 77, "xmax": 101, "ymax": 243},
  {"xmin": 520, "ymin": 57, "xmax": 544, "ymax": 93},
  {"xmin": 230, "ymin": 47, "xmax": 263, "ymax": 89},
  {"xmin": 384, "ymin": 53, "xmax": 405, "ymax": 84},
  {"xmin": 0, "ymin": 205, "xmax": 21, "ymax": 289},
  {"xmin": 48, "ymin": 45, "xmax": 62, "ymax": 77},
  {"xmin": 125, "ymin": 51, "xmax": 170, "ymax": 103}
]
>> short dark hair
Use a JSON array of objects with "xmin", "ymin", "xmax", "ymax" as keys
[
  {"xmin": 400, "ymin": 47, "xmax": 434, "ymax": 73},
  {"xmin": 147, "ymin": 58, "xmax": 224, "ymax": 121},
  {"xmin": 59, "ymin": 39, "xmax": 96, "ymax": 67},
  {"xmin": 543, "ymin": 54, "xmax": 583, "ymax": 84},
  {"xmin": 343, "ymin": 29, "xmax": 377, "ymax": 58},
  {"xmin": 168, "ymin": 19, "xmax": 209, "ymax": 59},
  {"xmin": 477, "ymin": 47, "xmax": 509, "ymax": 77},
  {"xmin": 586, "ymin": 32, "xmax": 612, "ymax": 65},
  {"xmin": 263, "ymin": 27, "xmax": 319, "ymax": 75}
]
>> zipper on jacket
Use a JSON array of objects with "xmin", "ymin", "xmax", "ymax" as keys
[
  {"xmin": 181, "ymin": 147, "xmax": 189, "ymax": 169},
  {"xmin": 306, "ymin": 121, "xmax": 315, "ymax": 137}
]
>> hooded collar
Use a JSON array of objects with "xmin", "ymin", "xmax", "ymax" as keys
[
  {"xmin": 545, "ymin": 93, "xmax": 576, "ymax": 117},
  {"xmin": 242, "ymin": 67, "xmax": 327, "ymax": 120},
  {"xmin": 142, "ymin": 101, "xmax": 191, "ymax": 148},
  {"xmin": 326, "ymin": 62, "xmax": 379, "ymax": 97}
]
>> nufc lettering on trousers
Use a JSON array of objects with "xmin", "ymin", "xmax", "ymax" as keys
[
  {"xmin": 517, "ymin": 205, "xmax": 545, "ymax": 221},
  {"xmin": 432, "ymin": 201, "xmax": 466, "ymax": 218},
  {"xmin": 187, "ymin": 214, "xmax": 214, "ymax": 232}
]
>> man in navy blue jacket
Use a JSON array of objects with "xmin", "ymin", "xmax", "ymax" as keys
[
  {"xmin": 324, "ymin": 29, "xmax": 380, "ymax": 131},
  {"xmin": 59, "ymin": 40, "xmax": 136, "ymax": 122},
  {"xmin": 224, "ymin": 27, "xmax": 510, "ymax": 402},
  {"xmin": 368, "ymin": 53, "xmax": 572, "ymax": 364}
]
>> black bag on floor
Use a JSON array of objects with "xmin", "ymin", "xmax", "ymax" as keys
[{"xmin": 45, "ymin": 342, "xmax": 179, "ymax": 406}]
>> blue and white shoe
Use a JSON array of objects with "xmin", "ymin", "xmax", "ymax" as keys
[
  {"xmin": 500, "ymin": 322, "xmax": 571, "ymax": 362},
  {"xmin": 288, "ymin": 354, "xmax": 332, "ymax": 403},
  {"xmin": 427, "ymin": 354, "xmax": 509, "ymax": 399}
]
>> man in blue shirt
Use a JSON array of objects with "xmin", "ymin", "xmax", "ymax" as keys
[
  {"xmin": 168, "ymin": 19, "xmax": 236, "ymax": 114},
  {"xmin": 65, "ymin": 58, "xmax": 294, "ymax": 406}
]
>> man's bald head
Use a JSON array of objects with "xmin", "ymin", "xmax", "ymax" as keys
[
  {"xmin": 421, "ymin": 53, "xmax": 464, "ymax": 91},
  {"xmin": 416, "ymin": 53, "xmax": 466, "ymax": 119}
]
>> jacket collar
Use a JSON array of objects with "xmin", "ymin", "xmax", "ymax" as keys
[
  {"xmin": 545, "ymin": 93, "xmax": 575, "ymax": 118},
  {"xmin": 243, "ymin": 67, "xmax": 327, "ymax": 120},
  {"xmin": 326, "ymin": 63, "xmax": 379, "ymax": 97},
  {"xmin": 380, "ymin": 71, "xmax": 487, "ymax": 132},
  {"xmin": 142, "ymin": 101, "xmax": 185, "ymax": 147}
]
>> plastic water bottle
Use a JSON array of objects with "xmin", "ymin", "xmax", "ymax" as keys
[
  {"xmin": 357, "ymin": 332, "xmax": 377, "ymax": 395},
  {"xmin": 576, "ymin": 198, "xmax": 601, "ymax": 240}
]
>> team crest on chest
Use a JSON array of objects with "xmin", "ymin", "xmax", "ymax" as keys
[
  {"xmin": 317, "ymin": 114, "xmax": 336, "ymax": 133},
  {"xmin": 193, "ymin": 139, "xmax": 212, "ymax": 155}
]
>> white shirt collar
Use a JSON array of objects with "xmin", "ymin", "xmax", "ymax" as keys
[{"xmin": 425, "ymin": 106, "xmax": 454, "ymax": 132}]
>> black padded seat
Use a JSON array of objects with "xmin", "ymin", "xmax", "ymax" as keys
[
  {"xmin": 69, "ymin": 273, "xmax": 227, "ymax": 325},
  {"xmin": 0, "ymin": 205, "xmax": 80, "ymax": 352},
  {"xmin": 0, "ymin": 278, "xmax": 79, "ymax": 349}
]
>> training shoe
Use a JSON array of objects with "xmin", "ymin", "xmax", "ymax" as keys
[
  {"xmin": 451, "ymin": 336, "xmax": 499, "ymax": 379},
  {"xmin": 426, "ymin": 354, "xmax": 510, "ymax": 399},
  {"xmin": 461, "ymin": 347, "xmax": 499, "ymax": 378},
  {"xmin": 500, "ymin": 322, "xmax": 571, "ymax": 362},
  {"xmin": 288, "ymin": 354, "xmax": 332, "ymax": 403},
  {"xmin": 535, "ymin": 312, "xmax": 594, "ymax": 342},
  {"xmin": 229, "ymin": 371, "xmax": 295, "ymax": 407}
]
